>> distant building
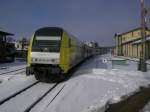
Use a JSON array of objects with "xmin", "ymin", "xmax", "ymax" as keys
[
  {"xmin": 114, "ymin": 27, "xmax": 150, "ymax": 59},
  {"xmin": 14, "ymin": 38, "xmax": 28, "ymax": 51},
  {"xmin": 14, "ymin": 38, "xmax": 29, "ymax": 58},
  {"xmin": 14, "ymin": 41, "xmax": 28, "ymax": 51},
  {"xmin": 0, "ymin": 29, "xmax": 15, "ymax": 62},
  {"xmin": 84, "ymin": 41, "xmax": 99, "ymax": 48},
  {"xmin": 96, "ymin": 46, "xmax": 114, "ymax": 55}
]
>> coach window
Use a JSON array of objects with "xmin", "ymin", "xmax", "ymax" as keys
[{"xmin": 68, "ymin": 38, "xmax": 71, "ymax": 47}]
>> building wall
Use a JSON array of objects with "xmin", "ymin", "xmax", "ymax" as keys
[
  {"xmin": 14, "ymin": 41, "xmax": 28, "ymax": 51},
  {"xmin": 114, "ymin": 28, "xmax": 150, "ymax": 59},
  {"xmin": 132, "ymin": 45, "xmax": 137, "ymax": 58},
  {"xmin": 128, "ymin": 44, "xmax": 131, "ymax": 57}
]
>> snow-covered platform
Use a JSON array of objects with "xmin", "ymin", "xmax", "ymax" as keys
[
  {"xmin": 31, "ymin": 54, "xmax": 150, "ymax": 112},
  {"xmin": 39, "ymin": 59, "xmax": 150, "ymax": 112},
  {"xmin": 0, "ymin": 54, "xmax": 150, "ymax": 112}
]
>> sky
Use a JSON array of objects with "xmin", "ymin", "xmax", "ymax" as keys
[{"xmin": 0, "ymin": 0, "xmax": 150, "ymax": 46}]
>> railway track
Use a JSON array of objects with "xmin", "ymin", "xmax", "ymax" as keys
[
  {"xmin": 0, "ymin": 67, "xmax": 26, "ymax": 75},
  {"xmin": 0, "ymin": 81, "xmax": 39, "ymax": 105},
  {"xmin": 24, "ymin": 83, "xmax": 61, "ymax": 112},
  {"xmin": 0, "ymin": 81, "xmax": 64, "ymax": 112}
]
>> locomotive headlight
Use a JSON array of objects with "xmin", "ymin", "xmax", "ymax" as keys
[
  {"xmin": 51, "ymin": 58, "xmax": 59, "ymax": 63},
  {"xmin": 31, "ymin": 58, "xmax": 38, "ymax": 62},
  {"xmin": 31, "ymin": 57, "xmax": 35, "ymax": 61}
]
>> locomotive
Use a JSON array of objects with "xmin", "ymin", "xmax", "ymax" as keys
[{"xmin": 26, "ymin": 27, "xmax": 95, "ymax": 82}]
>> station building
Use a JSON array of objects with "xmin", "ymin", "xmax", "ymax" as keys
[
  {"xmin": 114, "ymin": 27, "xmax": 150, "ymax": 59},
  {"xmin": 14, "ymin": 38, "xmax": 29, "ymax": 58},
  {"xmin": 0, "ymin": 29, "xmax": 15, "ymax": 62}
]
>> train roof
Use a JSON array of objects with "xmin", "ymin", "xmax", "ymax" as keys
[
  {"xmin": 0, "ymin": 30, "xmax": 14, "ymax": 36},
  {"xmin": 35, "ymin": 27, "xmax": 63, "ymax": 36},
  {"xmin": 34, "ymin": 27, "xmax": 84, "ymax": 45}
]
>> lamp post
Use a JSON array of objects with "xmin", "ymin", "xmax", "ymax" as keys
[{"xmin": 139, "ymin": 0, "xmax": 147, "ymax": 72}]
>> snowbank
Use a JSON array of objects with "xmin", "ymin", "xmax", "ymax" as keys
[{"xmin": 42, "ymin": 68, "xmax": 150, "ymax": 112}]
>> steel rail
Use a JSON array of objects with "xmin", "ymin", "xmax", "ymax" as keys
[
  {"xmin": 0, "ymin": 81, "xmax": 39, "ymax": 105},
  {"xmin": 0, "ymin": 67, "xmax": 26, "ymax": 75},
  {"xmin": 24, "ymin": 83, "xmax": 62, "ymax": 112}
]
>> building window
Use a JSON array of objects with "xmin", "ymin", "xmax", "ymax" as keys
[
  {"xmin": 132, "ymin": 32, "xmax": 134, "ymax": 36},
  {"xmin": 138, "ymin": 31, "xmax": 141, "ymax": 36},
  {"xmin": 17, "ymin": 45, "xmax": 19, "ymax": 48}
]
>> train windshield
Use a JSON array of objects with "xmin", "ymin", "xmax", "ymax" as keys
[{"xmin": 32, "ymin": 36, "xmax": 61, "ymax": 52}]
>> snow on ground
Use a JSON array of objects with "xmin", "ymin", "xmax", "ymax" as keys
[
  {"xmin": 0, "ymin": 74, "xmax": 22, "ymax": 84},
  {"xmin": 0, "ymin": 59, "xmax": 26, "ymax": 68},
  {"xmin": 0, "ymin": 82, "xmax": 55, "ymax": 112},
  {"xmin": 0, "ymin": 54, "xmax": 150, "ymax": 112},
  {"xmin": 0, "ymin": 60, "xmax": 27, "ymax": 84},
  {"xmin": 0, "ymin": 69, "xmax": 26, "ymax": 84},
  {"xmin": 31, "ymin": 54, "xmax": 150, "ymax": 112},
  {"xmin": 0, "ymin": 60, "xmax": 26, "ymax": 74},
  {"xmin": 0, "ymin": 75, "xmax": 37, "ymax": 102},
  {"xmin": 142, "ymin": 101, "xmax": 150, "ymax": 112},
  {"xmin": 30, "ymin": 83, "xmax": 66, "ymax": 112},
  {"xmin": 0, "ymin": 64, "xmax": 26, "ymax": 74}
]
